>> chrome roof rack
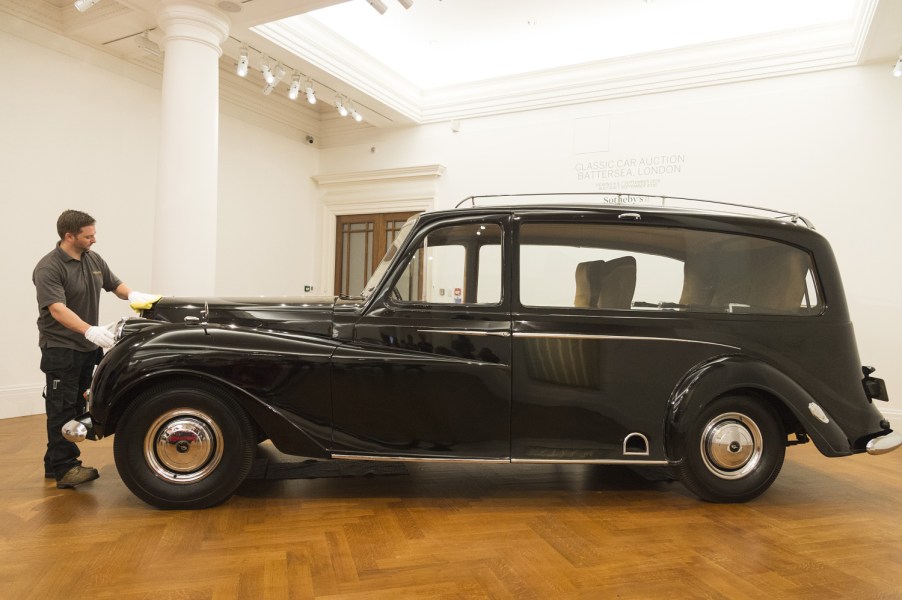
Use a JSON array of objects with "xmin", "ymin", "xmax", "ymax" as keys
[{"xmin": 453, "ymin": 193, "xmax": 815, "ymax": 229}]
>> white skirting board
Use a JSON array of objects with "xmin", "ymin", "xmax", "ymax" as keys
[{"xmin": 0, "ymin": 385, "xmax": 45, "ymax": 420}]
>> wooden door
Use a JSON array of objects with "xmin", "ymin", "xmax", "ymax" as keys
[{"xmin": 335, "ymin": 212, "xmax": 417, "ymax": 296}]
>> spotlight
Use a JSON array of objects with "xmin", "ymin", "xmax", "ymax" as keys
[
  {"xmin": 288, "ymin": 73, "xmax": 301, "ymax": 100},
  {"xmin": 74, "ymin": 0, "xmax": 100, "ymax": 11},
  {"xmin": 305, "ymin": 79, "xmax": 316, "ymax": 104},
  {"xmin": 397, "ymin": 0, "xmax": 413, "ymax": 8},
  {"xmin": 894, "ymin": 56, "xmax": 902, "ymax": 78},
  {"xmin": 366, "ymin": 0, "xmax": 388, "ymax": 15},
  {"xmin": 335, "ymin": 95, "xmax": 348, "ymax": 117},
  {"xmin": 260, "ymin": 56, "xmax": 274, "ymax": 84},
  {"xmin": 237, "ymin": 45, "xmax": 249, "ymax": 77},
  {"xmin": 271, "ymin": 63, "xmax": 286, "ymax": 86},
  {"xmin": 262, "ymin": 64, "xmax": 284, "ymax": 95},
  {"xmin": 348, "ymin": 101, "xmax": 363, "ymax": 122}
]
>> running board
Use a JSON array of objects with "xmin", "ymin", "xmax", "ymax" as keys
[{"xmin": 331, "ymin": 453, "xmax": 668, "ymax": 466}]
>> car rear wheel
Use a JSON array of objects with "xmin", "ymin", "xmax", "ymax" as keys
[
  {"xmin": 113, "ymin": 382, "xmax": 256, "ymax": 509},
  {"xmin": 676, "ymin": 395, "xmax": 785, "ymax": 503}
]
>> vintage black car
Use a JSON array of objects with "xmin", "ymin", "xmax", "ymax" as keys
[{"xmin": 65, "ymin": 194, "xmax": 898, "ymax": 509}]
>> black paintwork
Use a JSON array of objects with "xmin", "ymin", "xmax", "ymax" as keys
[{"xmin": 87, "ymin": 204, "xmax": 893, "ymax": 466}]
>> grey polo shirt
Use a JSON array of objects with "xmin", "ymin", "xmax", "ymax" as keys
[{"xmin": 33, "ymin": 244, "xmax": 122, "ymax": 350}]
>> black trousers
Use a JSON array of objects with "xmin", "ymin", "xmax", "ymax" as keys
[{"xmin": 40, "ymin": 347, "xmax": 102, "ymax": 479}]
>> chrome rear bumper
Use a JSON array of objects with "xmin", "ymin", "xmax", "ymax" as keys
[{"xmin": 866, "ymin": 433, "xmax": 902, "ymax": 455}]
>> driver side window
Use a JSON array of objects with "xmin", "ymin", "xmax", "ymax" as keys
[{"xmin": 394, "ymin": 223, "xmax": 502, "ymax": 305}]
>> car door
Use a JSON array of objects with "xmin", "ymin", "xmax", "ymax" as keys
[
  {"xmin": 509, "ymin": 213, "xmax": 737, "ymax": 464},
  {"xmin": 331, "ymin": 214, "xmax": 512, "ymax": 460}
]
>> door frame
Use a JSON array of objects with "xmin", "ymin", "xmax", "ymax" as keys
[{"xmin": 313, "ymin": 165, "xmax": 445, "ymax": 296}]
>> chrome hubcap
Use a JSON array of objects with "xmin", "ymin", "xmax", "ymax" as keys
[
  {"xmin": 700, "ymin": 412, "xmax": 763, "ymax": 480},
  {"xmin": 144, "ymin": 409, "xmax": 223, "ymax": 484}
]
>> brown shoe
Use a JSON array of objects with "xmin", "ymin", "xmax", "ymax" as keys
[{"xmin": 56, "ymin": 465, "xmax": 100, "ymax": 489}]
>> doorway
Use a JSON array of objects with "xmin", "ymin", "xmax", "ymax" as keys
[{"xmin": 334, "ymin": 211, "xmax": 418, "ymax": 296}]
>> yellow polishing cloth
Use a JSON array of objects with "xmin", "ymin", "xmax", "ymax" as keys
[{"xmin": 130, "ymin": 295, "xmax": 162, "ymax": 312}]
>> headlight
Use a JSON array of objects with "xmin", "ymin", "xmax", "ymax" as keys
[{"xmin": 113, "ymin": 317, "xmax": 130, "ymax": 341}]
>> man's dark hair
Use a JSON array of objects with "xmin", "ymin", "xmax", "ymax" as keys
[{"xmin": 57, "ymin": 210, "xmax": 95, "ymax": 240}]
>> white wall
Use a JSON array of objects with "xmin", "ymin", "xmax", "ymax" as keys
[
  {"xmin": 217, "ymin": 116, "xmax": 320, "ymax": 297},
  {"xmin": 0, "ymin": 28, "xmax": 319, "ymax": 418},
  {"xmin": 2, "ymin": 19, "xmax": 899, "ymax": 423},
  {"xmin": 319, "ymin": 65, "xmax": 902, "ymax": 416},
  {"xmin": 0, "ymin": 29, "xmax": 159, "ymax": 418}
]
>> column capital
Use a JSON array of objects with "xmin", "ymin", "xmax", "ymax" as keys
[{"xmin": 157, "ymin": 1, "xmax": 230, "ymax": 56}]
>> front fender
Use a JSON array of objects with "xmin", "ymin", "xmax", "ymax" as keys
[
  {"xmin": 91, "ymin": 323, "xmax": 339, "ymax": 458},
  {"xmin": 665, "ymin": 355, "xmax": 853, "ymax": 462}
]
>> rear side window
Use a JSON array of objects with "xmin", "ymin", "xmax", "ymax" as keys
[{"xmin": 518, "ymin": 223, "xmax": 821, "ymax": 315}]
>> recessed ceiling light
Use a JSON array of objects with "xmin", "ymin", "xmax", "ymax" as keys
[{"xmin": 217, "ymin": 1, "xmax": 241, "ymax": 12}]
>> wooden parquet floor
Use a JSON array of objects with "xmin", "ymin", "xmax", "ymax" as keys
[{"xmin": 1, "ymin": 414, "xmax": 901, "ymax": 600}]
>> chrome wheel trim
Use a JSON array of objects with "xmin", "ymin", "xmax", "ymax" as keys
[
  {"xmin": 143, "ymin": 408, "xmax": 224, "ymax": 485},
  {"xmin": 700, "ymin": 412, "xmax": 763, "ymax": 480}
]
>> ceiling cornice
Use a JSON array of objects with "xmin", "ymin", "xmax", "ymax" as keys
[
  {"xmin": 253, "ymin": 17, "xmax": 421, "ymax": 124},
  {"xmin": 313, "ymin": 164, "xmax": 446, "ymax": 187}
]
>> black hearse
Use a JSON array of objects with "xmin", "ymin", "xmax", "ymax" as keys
[{"xmin": 65, "ymin": 194, "xmax": 897, "ymax": 509}]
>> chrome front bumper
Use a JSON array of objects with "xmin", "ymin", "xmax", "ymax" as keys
[
  {"xmin": 866, "ymin": 433, "xmax": 902, "ymax": 455},
  {"xmin": 62, "ymin": 413, "xmax": 96, "ymax": 443}
]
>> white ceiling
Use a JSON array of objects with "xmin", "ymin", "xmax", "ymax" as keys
[
  {"xmin": 2, "ymin": 0, "xmax": 901, "ymax": 141},
  {"xmin": 300, "ymin": 0, "xmax": 859, "ymax": 89}
]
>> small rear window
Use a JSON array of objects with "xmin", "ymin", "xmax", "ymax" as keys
[{"xmin": 518, "ymin": 223, "xmax": 821, "ymax": 315}]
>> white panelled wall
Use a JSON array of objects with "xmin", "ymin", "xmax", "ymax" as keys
[{"xmin": 1, "ymin": 22, "xmax": 899, "ymax": 420}]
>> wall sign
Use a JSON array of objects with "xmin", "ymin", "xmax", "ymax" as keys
[{"xmin": 574, "ymin": 154, "xmax": 687, "ymax": 192}]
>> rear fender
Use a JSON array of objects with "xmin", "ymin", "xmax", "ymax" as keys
[{"xmin": 665, "ymin": 355, "xmax": 852, "ymax": 462}]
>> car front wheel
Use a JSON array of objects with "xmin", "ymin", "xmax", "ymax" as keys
[
  {"xmin": 676, "ymin": 395, "xmax": 785, "ymax": 503},
  {"xmin": 113, "ymin": 382, "xmax": 256, "ymax": 509}
]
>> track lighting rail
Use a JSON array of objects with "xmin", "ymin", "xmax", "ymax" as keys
[{"xmin": 229, "ymin": 36, "xmax": 369, "ymax": 123}]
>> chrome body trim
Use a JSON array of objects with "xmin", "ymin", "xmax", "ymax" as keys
[
  {"xmin": 866, "ymin": 433, "xmax": 902, "ymax": 455},
  {"xmin": 623, "ymin": 432, "xmax": 650, "ymax": 456},
  {"xmin": 331, "ymin": 454, "xmax": 669, "ymax": 466},
  {"xmin": 512, "ymin": 458, "xmax": 669, "ymax": 466},
  {"xmin": 419, "ymin": 329, "xmax": 511, "ymax": 337},
  {"xmin": 331, "ymin": 454, "xmax": 508, "ymax": 463},
  {"xmin": 513, "ymin": 332, "xmax": 740, "ymax": 350}
]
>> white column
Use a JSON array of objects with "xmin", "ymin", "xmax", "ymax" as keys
[{"xmin": 153, "ymin": 1, "xmax": 230, "ymax": 295}]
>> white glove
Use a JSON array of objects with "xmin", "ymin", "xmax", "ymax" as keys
[
  {"xmin": 85, "ymin": 325, "xmax": 116, "ymax": 349},
  {"xmin": 128, "ymin": 291, "xmax": 162, "ymax": 311}
]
